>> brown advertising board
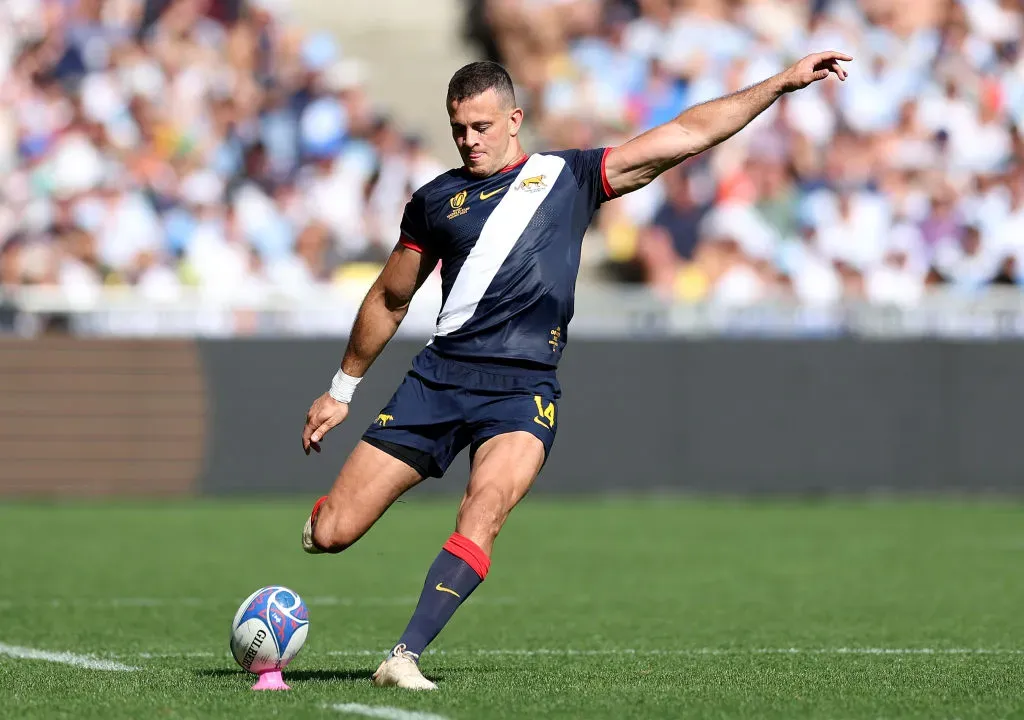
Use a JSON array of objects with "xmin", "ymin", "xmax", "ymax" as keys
[{"xmin": 0, "ymin": 339, "xmax": 205, "ymax": 496}]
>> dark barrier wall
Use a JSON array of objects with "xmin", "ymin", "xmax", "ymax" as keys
[
  {"xmin": 199, "ymin": 340, "xmax": 1024, "ymax": 496},
  {"xmin": 0, "ymin": 338, "xmax": 206, "ymax": 496}
]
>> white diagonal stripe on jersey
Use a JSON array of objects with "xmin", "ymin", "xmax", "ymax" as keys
[{"xmin": 434, "ymin": 153, "xmax": 567, "ymax": 337}]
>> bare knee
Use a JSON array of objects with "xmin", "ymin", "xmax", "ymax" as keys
[
  {"xmin": 310, "ymin": 441, "xmax": 423, "ymax": 553},
  {"xmin": 312, "ymin": 498, "xmax": 362, "ymax": 554}
]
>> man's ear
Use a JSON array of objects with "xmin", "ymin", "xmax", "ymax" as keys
[{"xmin": 509, "ymin": 107, "xmax": 524, "ymax": 138}]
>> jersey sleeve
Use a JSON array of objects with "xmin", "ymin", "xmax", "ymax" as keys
[
  {"xmin": 398, "ymin": 189, "xmax": 431, "ymax": 254},
  {"xmin": 567, "ymin": 147, "xmax": 619, "ymax": 209}
]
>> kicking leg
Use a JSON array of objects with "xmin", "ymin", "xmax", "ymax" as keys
[
  {"xmin": 373, "ymin": 431, "xmax": 544, "ymax": 690},
  {"xmin": 303, "ymin": 440, "xmax": 424, "ymax": 554}
]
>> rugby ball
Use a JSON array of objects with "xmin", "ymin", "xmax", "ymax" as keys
[{"xmin": 230, "ymin": 586, "xmax": 309, "ymax": 674}]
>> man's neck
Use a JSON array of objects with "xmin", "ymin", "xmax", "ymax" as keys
[
  {"xmin": 501, "ymin": 140, "xmax": 527, "ymax": 170},
  {"xmin": 499, "ymin": 151, "xmax": 529, "ymax": 173}
]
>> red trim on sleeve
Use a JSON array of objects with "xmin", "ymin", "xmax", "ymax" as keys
[
  {"xmin": 399, "ymin": 234, "xmax": 424, "ymax": 253},
  {"xmin": 442, "ymin": 532, "xmax": 491, "ymax": 580},
  {"xmin": 600, "ymin": 147, "xmax": 618, "ymax": 200}
]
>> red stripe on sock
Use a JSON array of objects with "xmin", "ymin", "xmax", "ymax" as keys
[
  {"xmin": 311, "ymin": 496, "xmax": 327, "ymax": 526},
  {"xmin": 442, "ymin": 532, "xmax": 490, "ymax": 580},
  {"xmin": 306, "ymin": 496, "xmax": 328, "ymax": 552}
]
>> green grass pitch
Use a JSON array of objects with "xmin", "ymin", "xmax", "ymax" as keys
[{"xmin": 0, "ymin": 497, "xmax": 1022, "ymax": 719}]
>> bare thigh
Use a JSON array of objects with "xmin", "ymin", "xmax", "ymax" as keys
[
  {"xmin": 455, "ymin": 431, "xmax": 546, "ymax": 556},
  {"xmin": 313, "ymin": 440, "xmax": 424, "ymax": 552}
]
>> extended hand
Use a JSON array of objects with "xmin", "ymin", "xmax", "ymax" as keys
[
  {"xmin": 781, "ymin": 51, "xmax": 852, "ymax": 92},
  {"xmin": 302, "ymin": 393, "xmax": 349, "ymax": 455}
]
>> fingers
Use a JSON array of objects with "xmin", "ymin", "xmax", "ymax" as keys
[
  {"xmin": 301, "ymin": 395, "xmax": 348, "ymax": 456},
  {"xmin": 302, "ymin": 415, "xmax": 333, "ymax": 455},
  {"xmin": 815, "ymin": 50, "xmax": 853, "ymax": 63},
  {"xmin": 310, "ymin": 419, "xmax": 336, "ymax": 448},
  {"xmin": 302, "ymin": 419, "xmax": 315, "ymax": 455},
  {"xmin": 804, "ymin": 50, "xmax": 850, "ymax": 85}
]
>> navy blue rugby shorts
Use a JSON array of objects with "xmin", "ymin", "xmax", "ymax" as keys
[{"xmin": 361, "ymin": 346, "xmax": 560, "ymax": 478}]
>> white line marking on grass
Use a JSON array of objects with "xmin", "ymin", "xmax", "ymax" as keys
[
  {"xmin": 0, "ymin": 596, "xmax": 517, "ymax": 610},
  {"xmin": 106, "ymin": 647, "xmax": 1024, "ymax": 661},
  {"xmin": 306, "ymin": 596, "xmax": 517, "ymax": 607},
  {"xmin": 109, "ymin": 598, "xmax": 206, "ymax": 607},
  {"xmin": 308, "ymin": 596, "xmax": 424, "ymax": 607},
  {"xmin": 770, "ymin": 648, "xmax": 1024, "ymax": 656},
  {"xmin": 330, "ymin": 703, "xmax": 451, "ymax": 720},
  {"xmin": 0, "ymin": 643, "xmax": 140, "ymax": 671},
  {"xmin": 324, "ymin": 647, "xmax": 1024, "ymax": 657},
  {"xmin": 0, "ymin": 598, "xmax": 209, "ymax": 609}
]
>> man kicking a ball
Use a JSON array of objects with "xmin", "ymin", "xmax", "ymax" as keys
[{"xmin": 300, "ymin": 52, "xmax": 851, "ymax": 690}]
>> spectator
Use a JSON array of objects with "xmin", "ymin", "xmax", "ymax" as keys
[
  {"xmin": 476, "ymin": 0, "xmax": 1024, "ymax": 304},
  {"xmin": 0, "ymin": 0, "xmax": 445, "ymax": 310},
  {"xmin": 648, "ymin": 165, "xmax": 709, "ymax": 262},
  {"xmin": 7, "ymin": 0, "xmax": 1024, "ymax": 324}
]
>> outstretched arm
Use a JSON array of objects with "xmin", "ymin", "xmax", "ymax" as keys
[
  {"xmin": 604, "ymin": 51, "xmax": 852, "ymax": 196},
  {"xmin": 302, "ymin": 243, "xmax": 437, "ymax": 454}
]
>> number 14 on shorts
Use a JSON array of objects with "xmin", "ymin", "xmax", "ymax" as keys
[{"xmin": 533, "ymin": 395, "xmax": 555, "ymax": 430}]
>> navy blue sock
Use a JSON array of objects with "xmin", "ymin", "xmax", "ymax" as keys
[{"xmin": 394, "ymin": 532, "xmax": 490, "ymax": 658}]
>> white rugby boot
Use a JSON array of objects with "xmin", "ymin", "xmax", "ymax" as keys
[
  {"xmin": 301, "ymin": 496, "xmax": 327, "ymax": 554},
  {"xmin": 372, "ymin": 644, "xmax": 437, "ymax": 690}
]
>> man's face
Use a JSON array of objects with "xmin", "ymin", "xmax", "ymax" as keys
[{"xmin": 448, "ymin": 89, "xmax": 522, "ymax": 178}]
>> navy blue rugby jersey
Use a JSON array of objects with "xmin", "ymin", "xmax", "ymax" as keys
[{"xmin": 399, "ymin": 148, "xmax": 617, "ymax": 368}]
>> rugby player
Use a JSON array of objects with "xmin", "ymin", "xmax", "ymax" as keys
[{"xmin": 300, "ymin": 51, "xmax": 850, "ymax": 690}]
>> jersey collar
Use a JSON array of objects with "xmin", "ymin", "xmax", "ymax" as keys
[{"xmin": 499, "ymin": 153, "xmax": 529, "ymax": 173}]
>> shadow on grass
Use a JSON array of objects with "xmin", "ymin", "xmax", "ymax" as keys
[
  {"xmin": 194, "ymin": 668, "xmax": 377, "ymax": 683},
  {"xmin": 291, "ymin": 669, "xmax": 453, "ymax": 684}
]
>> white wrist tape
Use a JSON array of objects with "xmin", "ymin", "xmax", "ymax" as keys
[{"xmin": 329, "ymin": 370, "xmax": 362, "ymax": 404}]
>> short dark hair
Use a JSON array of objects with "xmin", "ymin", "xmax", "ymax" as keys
[{"xmin": 447, "ymin": 61, "xmax": 516, "ymax": 108}]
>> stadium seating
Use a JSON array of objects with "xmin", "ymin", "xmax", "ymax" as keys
[{"xmin": 3, "ymin": 0, "xmax": 1024, "ymax": 336}]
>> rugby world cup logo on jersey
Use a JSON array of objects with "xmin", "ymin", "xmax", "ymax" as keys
[
  {"xmin": 516, "ymin": 175, "xmax": 547, "ymax": 193},
  {"xmin": 447, "ymin": 190, "xmax": 470, "ymax": 220}
]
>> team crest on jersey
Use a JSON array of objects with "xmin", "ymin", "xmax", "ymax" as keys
[
  {"xmin": 447, "ymin": 190, "xmax": 470, "ymax": 220},
  {"xmin": 516, "ymin": 175, "xmax": 547, "ymax": 193}
]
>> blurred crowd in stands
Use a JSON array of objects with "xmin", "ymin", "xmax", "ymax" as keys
[
  {"xmin": 3, "ymin": 0, "xmax": 1024, "ymax": 312},
  {"xmin": 0, "ymin": 0, "xmax": 446, "ymax": 307},
  {"xmin": 470, "ymin": 0, "xmax": 1024, "ymax": 306}
]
